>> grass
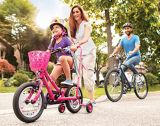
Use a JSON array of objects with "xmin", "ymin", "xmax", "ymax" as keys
[
  {"xmin": 148, "ymin": 84, "xmax": 160, "ymax": 92},
  {"xmin": 82, "ymin": 87, "xmax": 105, "ymax": 99},
  {"xmin": 0, "ymin": 86, "xmax": 17, "ymax": 93},
  {"xmin": 0, "ymin": 79, "xmax": 160, "ymax": 99}
]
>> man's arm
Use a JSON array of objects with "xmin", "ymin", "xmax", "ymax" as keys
[
  {"xmin": 110, "ymin": 44, "xmax": 122, "ymax": 57},
  {"xmin": 129, "ymin": 44, "xmax": 140, "ymax": 55}
]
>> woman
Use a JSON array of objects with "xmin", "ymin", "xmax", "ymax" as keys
[{"xmin": 69, "ymin": 5, "xmax": 96, "ymax": 103}]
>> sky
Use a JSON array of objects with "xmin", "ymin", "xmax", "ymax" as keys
[{"xmin": 30, "ymin": 0, "xmax": 71, "ymax": 29}]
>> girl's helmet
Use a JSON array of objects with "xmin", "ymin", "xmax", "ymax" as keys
[{"xmin": 49, "ymin": 17, "xmax": 69, "ymax": 36}]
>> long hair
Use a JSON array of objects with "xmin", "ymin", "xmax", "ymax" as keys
[{"xmin": 69, "ymin": 5, "xmax": 88, "ymax": 38}]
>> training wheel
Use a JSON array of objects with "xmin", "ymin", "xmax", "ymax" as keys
[
  {"xmin": 86, "ymin": 103, "xmax": 93, "ymax": 113},
  {"xmin": 58, "ymin": 104, "xmax": 65, "ymax": 113}
]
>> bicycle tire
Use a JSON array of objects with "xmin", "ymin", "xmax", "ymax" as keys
[
  {"xmin": 104, "ymin": 68, "xmax": 123, "ymax": 102},
  {"xmin": 65, "ymin": 85, "xmax": 83, "ymax": 113},
  {"xmin": 13, "ymin": 82, "xmax": 45, "ymax": 123},
  {"xmin": 134, "ymin": 72, "xmax": 148, "ymax": 99}
]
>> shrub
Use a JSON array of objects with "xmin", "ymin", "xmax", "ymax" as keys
[
  {"xmin": 145, "ymin": 73, "xmax": 159, "ymax": 86},
  {"xmin": 17, "ymin": 69, "xmax": 34, "ymax": 79},
  {"xmin": 0, "ymin": 80, "xmax": 4, "ymax": 86},
  {"xmin": 12, "ymin": 73, "xmax": 29, "ymax": 87},
  {"xmin": 4, "ymin": 77, "xmax": 17, "ymax": 87},
  {"xmin": 0, "ymin": 59, "xmax": 15, "ymax": 78}
]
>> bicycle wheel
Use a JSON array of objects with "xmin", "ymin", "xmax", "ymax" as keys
[
  {"xmin": 104, "ymin": 69, "xmax": 123, "ymax": 102},
  {"xmin": 65, "ymin": 85, "xmax": 83, "ymax": 113},
  {"xmin": 13, "ymin": 82, "xmax": 45, "ymax": 123},
  {"xmin": 134, "ymin": 73, "xmax": 148, "ymax": 99}
]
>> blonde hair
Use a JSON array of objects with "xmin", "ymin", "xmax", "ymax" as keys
[{"xmin": 69, "ymin": 5, "xmax": 88, "ymax": 38}]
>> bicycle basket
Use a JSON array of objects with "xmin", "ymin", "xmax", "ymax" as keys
[{"xmin": 28, "ymin": 51, "xmax": 51, "ymax": 72}]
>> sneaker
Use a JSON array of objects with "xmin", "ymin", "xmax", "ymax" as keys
[
  {"xmin": 88, "ymin": 100, "xmax": 96, "ymax": 107},
  {"xmin": 61, "ymin": 79, "xmax": 73, "ymax": 86},
  {"xmin": 92, "ymin": 101, "xmax": 96, "ymax": 105}
]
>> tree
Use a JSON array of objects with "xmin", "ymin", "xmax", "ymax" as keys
[
  {"xmin": 95, "ymin": 46, "xmax": 108, "ymax": 85},
  {"xmin": 64, "ymin": 0, "xmax": 160, "ymax": 78},
  {"xmin": 95, "ymin": 0, "xmax": 116, "ymax": 69},
  {"xmin": 0, "ymin": 0, "xmax": 36, "ymax": 68},
  {"xmin": 112, "ymin": 0, "xmax": 160, "ymax": 78}
]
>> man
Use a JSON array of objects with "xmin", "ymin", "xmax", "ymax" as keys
[{"xmin": 110, "ymin": 22, "xmax": 141, "ymax": 74}]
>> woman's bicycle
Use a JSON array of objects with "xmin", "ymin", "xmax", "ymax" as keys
[
  {"xmin": 104, "ymin": 54, "xmax": 148, "ymax": 102},
  {"xmin": 13, "ymin": 47, "xmax": 93, "ymax": 123}
]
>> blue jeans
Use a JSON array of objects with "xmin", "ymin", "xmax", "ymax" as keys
[{"xmin": 121, "ymin": 55, "xmax": 141, "ymax": 74}]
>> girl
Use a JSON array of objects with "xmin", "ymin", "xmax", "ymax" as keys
[{"xmin": 47, "ymin": 18, "xmax": 73, "ymax": 85}]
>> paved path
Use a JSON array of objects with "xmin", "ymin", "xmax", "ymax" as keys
[{"xmin": 0, "ymin": 92, "xmax": 160, "ymax": 126}]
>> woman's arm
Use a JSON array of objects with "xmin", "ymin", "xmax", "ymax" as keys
[{"xmin": 77, "ymin": 23, "xmax": 91, "ymax": 46}]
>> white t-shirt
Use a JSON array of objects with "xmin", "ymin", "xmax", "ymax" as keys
[{"xmin": 75, "ymin": 21, "xmax": 96, "ymax": 55}]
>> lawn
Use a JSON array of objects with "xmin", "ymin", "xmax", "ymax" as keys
[{"xmin": 0, "ymin": 80, "xmax": 160, "ymax": 99}]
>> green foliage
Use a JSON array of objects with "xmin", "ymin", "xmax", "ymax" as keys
[
  {"xmin": 113, "ymin": 0, "xmax": 160, "ymax": 64},
  {"xmin": 0, "ymin": 0, "xmax": 38, "ymax": 69},
  {"xmin": 4, "ymin": 77, "xmax": 15, "ymax": 87},
  {"xmin": 0, "ymin": 80, "xmax": 4, "ymax": 87},
  {"xmin": 12, "ymin": 72, "xmax": 29, "ymax": 87},
  {"xmin": 17, "ymin": 69, "xmax": 34, "ymax": 79},
  {"xmin": 0, "ymin": 0, "xmax": 36, "ymax": 21},
  {"xmin": 47, "ymin": 62, "xmax": 54, "ymax": 74},
  {"xmin": 145, "ymin": 73, "xmax": 159, "ymax": 86},
  {"xmin": 64, "ymin": 0, "xmax": 160, "ymax": 77}
]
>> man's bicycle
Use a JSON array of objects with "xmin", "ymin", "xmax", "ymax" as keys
[
  {"xmin": 12, "ymin": 47, "xmax": 93, "ymax": 123},
  {"xmin": 104, "ymin": 54, "xmax": 148, "ymax": 102}
]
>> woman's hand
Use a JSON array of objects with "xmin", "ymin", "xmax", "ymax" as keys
[{"xmin": 70, "ymin": 44, "xmax": 78, "ymax": 51}]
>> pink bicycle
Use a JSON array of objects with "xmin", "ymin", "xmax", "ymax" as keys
[{"xmin": 12, "ymin": 47, "xmax": 93, "ymax": 123}]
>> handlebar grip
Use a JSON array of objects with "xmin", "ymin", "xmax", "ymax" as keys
[{"xmin": 51, "ymin": 49, "xmax": 61, "ymax": 54}]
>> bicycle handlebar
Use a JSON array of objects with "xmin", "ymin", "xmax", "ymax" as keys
[
  {"xmin": 110, "ymin": 53, "xmax": 133, "ymax": 61},
  {"xmin": 51, "ymin": 47, "xmax": 71, "ymax": 54},
  {"xmin": 110, "ymin": 54, "xmax": 122, "ymax": 60}
]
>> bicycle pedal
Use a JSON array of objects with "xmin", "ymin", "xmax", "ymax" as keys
[
  {"xmin": 44, "ymin": 102, "xmax": 47, "ymax": 109},
  {"xmin": 59, "ymin": 84, "xmax": 72, "ymax": 88},
  {"xmin": 52, "ymin": 90, "xmax": 59, "ymax": 94},
  {"xmin": 127, "ymin": 88, "xmax": 131, "ymax": 91}
]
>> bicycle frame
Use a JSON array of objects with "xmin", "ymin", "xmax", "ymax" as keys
[
  {"xmin": 28, "ymin": 47, "xmax": 83, "ymax": 104},
  {"xmin": 116, "ymin": 56, "xmax": 133, "ymax": 89}
]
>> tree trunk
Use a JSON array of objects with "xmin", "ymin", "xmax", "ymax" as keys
[
  {"xmin": 159, "ymin": 0, "xmax": 160, "ymax": 14},
  {"xmin": 105, "ymin": 9, "xmax": 114, "ymax": 68}
]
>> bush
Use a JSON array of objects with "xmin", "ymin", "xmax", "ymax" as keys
[
  {"xmin": 145, "ymin": 73, "xmax": 159, "ymax": 86},
  {"xmin": 0, "ymin": 79, "xmax": 4, "ymax": 86},
  {"xmin": 17, "ymin": 69, "xmax": 34, "ymax": 79},
  {"xmin": 0, "ymin": 59, "xmax": 15, "ymax": 78},
  {"xmin": 12, "ymin": 73, "xmax": 29, "ymax": 87},
  {"xmin": 3, "ymin": 77, "xmax": 18, "ymax": 87}
]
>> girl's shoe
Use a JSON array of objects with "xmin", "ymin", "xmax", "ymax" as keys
[
  {"xmin": 61, "ymin": 79, "xmax": 73, "ymax": 86},
  {"xmin": 88, "ymin": 100, "xmax": 96, "ymax": 106}
]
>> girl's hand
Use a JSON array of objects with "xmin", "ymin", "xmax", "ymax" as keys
[{"xmin": 46, "ymin": 49, "xmax": 51, "ymax": 52}]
